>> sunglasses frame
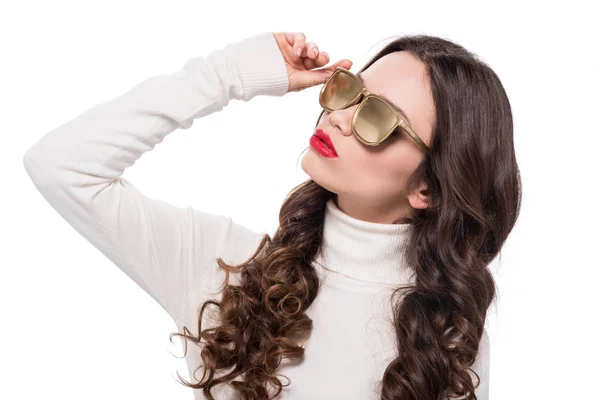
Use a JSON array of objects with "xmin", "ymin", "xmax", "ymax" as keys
[{"xmin": 319, "ymin": 66, "xmax": 431, "ymax": 153}]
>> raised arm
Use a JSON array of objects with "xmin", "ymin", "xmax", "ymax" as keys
[{"xmin": 22, "ymin": 32, "xmax": 289, "ymax": 323}]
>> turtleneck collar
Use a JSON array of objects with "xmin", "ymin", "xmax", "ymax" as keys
[{"xmin": 313, "ymin": 198, "xmax": 416, "ymax": 286}]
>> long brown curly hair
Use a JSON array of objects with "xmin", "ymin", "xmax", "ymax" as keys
[{"xmin": 168, "ymin": 33, "xmax": 522, "ymax": 399}]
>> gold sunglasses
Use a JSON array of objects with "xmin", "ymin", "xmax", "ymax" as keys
[{"xmin": 318, "ymin": 66, "xmax": 431, "ymax": 153}]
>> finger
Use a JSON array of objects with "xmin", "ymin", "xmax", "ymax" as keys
[
  {"xmin": 291, "ymin": 32, "xmax": 307, "ymax": 57},
  {"xmin": 284, "ymin": 32, "xmax": 295, "ymax": 46},
  {"xmin": 313, "ymin": 59, "xmax": 353, "ymax": 75},
  {"xmin": 303, "ymin": 51, "xmax": 329, "ymax": 70},
  {"xmin": 305, "ymin": 42, "xmax": 320, "ymax": 59},
  {"xmin": 331, "ymin": 59, "xmax": 353, "ymax": 71},
  {"xmin": 319, "ymin": 51, "xmax": 330, "ymax": 65}
]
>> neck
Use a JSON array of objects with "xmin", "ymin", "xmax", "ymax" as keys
[
  {"xmin": 315, "ymin": 198, "xmax": 415, "ymax": 285},
  {"xmin": 334, "ymin": 195, "xmax": 412, "ymax": 225}
]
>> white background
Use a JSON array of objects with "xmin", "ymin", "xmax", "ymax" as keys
[{"xmin": 2, "ymin": 1, "xmax": 599, "ymax": 399}]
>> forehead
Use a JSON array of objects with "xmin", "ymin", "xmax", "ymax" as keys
[{"xmin": 361, "ymin": 51, "xmax": 435, "ymax": 146}]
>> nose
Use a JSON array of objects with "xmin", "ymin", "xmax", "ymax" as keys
[{"xmin": 325, "ymin": 105, "xmax": 359, "ymax": 137}]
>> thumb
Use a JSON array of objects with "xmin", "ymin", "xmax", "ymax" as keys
[{"xmin": 293, "ymin": 59, "xmax": 353, "ymax": 91}]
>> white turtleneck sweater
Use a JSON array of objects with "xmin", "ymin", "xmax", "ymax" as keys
[{"xmin": 23, "ymin": 32, "xmax": 489, "ymax": 399}]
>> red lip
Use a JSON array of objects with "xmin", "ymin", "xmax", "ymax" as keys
[{"xmin": 313, "ymin": 129, "xmax": 338, "ymax": 156}]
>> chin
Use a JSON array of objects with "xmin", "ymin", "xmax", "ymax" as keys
[
  {"xmin": 301, "ymin": 150, "xmax": 340, "ymax": 192},
  {"xmin": 300, "ymin": 150, "xmax": 310, "ymax": 171},
  {"xmin": 301, "ymin": 163, "xmax": 332, "ymax": 193},
  {"xmin": 300, "ymin": 150, "xmax": 319, "ymax": 179}
]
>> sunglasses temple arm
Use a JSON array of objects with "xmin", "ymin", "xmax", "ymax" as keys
[{"xmin": 402, "ymin": 124, "xmax": 431, "ymax": 153}]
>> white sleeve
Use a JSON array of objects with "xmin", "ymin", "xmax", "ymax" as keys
[{"xmin": 22, "ymin": 32, "xmax": 289, "ymax": 323}]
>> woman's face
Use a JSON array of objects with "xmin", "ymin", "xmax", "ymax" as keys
[{"xmin": 301, "ymin": 50, "xmax": 436, "ymax": 224}]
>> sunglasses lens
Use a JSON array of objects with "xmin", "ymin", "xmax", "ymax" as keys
[
  {"xmin": 354, "ymin": 97, "xmax": 398, "ymax": 143},
  {"xmin": 321, "ymin": 71, "xmax": 363, "ymax": 110}
]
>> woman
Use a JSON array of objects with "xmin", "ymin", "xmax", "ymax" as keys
[{"xmin": 23, "ymin": 31, "xmax": 521, "ymax": 400}]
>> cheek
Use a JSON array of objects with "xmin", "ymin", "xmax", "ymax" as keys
[{"xmin": 359, "ymin": 151, "xmax": 417, "ymax": 192}]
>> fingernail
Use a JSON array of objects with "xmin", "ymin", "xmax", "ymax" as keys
[
  {"xmin": 296, "ymin": 47, "xmax": 302, "ymax": 57},
  {"xmin": 323, "ymin": 52, "xmax": 329, "ymax": 59}
]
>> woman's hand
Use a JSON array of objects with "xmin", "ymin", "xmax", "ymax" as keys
[{"xmin": 272, "ymin": 32, "xmax": 353, "ymax": 93}]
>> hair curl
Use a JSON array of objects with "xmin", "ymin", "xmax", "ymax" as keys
[{"xmin": 169, "ymin": 33, "xmax": 522, "ymax": 400}]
